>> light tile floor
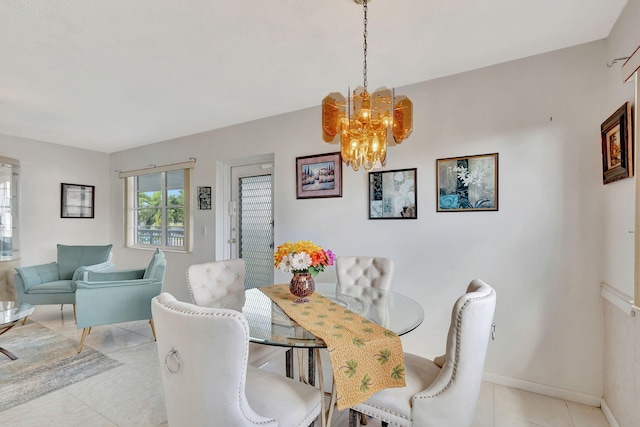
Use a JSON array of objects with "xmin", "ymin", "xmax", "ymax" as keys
[{"xmin": 0, "ymin": 305, "xmax": 611, "ymax": 427}]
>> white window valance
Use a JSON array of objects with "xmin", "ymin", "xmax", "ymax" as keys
[{"xmin": 118, "ymin": 160, "xmax": 195, "ymax": 179}]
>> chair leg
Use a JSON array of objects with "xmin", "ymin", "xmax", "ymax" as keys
[
  {"xmin": 60, "ymin": 304, "xmax": 64, "ymax": 311},
  {"xmin": 73, "ymin": 304, "xmax": 77, "ymax": 321},
  {"xmin": 149, "ymin": 319, "xmax": 157, "ymax": 341},
  {"xmin": 360, "ymin": 412, "xmax": 368, "ymax": 425},
  {"xmin": 21, "ymin": 316, "xmax": 28, "ymax": 325},
  {"xmin": 77, "ymin": 327, "xmax": 90, "ymax": 354},
  {"xmin": 349, "ymin": 409, "xmax": 359, "ymax": 427}
]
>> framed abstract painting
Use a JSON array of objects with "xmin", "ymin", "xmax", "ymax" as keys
[
  {"xmin": 436, "ymin": 153, "xmax": 498, "ymax": 212},
  {"xmin": 61, "ymin": 183, "xmax": 95, "ymax": 218},
  {"xmin": 368, "ymin": 168, "xmax": 417, "ymax": 219}
]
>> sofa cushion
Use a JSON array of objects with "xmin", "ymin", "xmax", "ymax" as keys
[
  {"xmin": 23, "ymin": 280, "xmax": 74, "ymax": 293},
  {"xmin": 57, "ymin": 244, "xmax": 113, "ymax": 280},
  {"xmin": 15, "ymin": 262, "xmax": 60, "ymax": 291},
  {"xmin": 143, "ymin": 249, "xmax": 165, "ymax": 281}
]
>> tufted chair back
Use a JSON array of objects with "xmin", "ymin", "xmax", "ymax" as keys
[
  {"xmin": 336, "ymin": 256, "xmax": 394, "ymax": 290},
  {"xmin": 349, "ymin": 279, "xmax": 496, "ymax": 427},
  {"xmin": 410, "ymin": 279, "xmax": 496, "ymax": 426},
  {"xmin": 152, "ymin": 293, "xmax": 322, "ymax": 426},
  {"xmin": 186, "ymin": 259, "xmax": 245, "ymax": 307},
  {"xmin": 185, "ymin": 258, "xmax": 286, "ymax": 368}
]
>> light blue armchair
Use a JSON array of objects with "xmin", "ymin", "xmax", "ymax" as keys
[
  {"xmin": 75, "ymin": 249, "xmax": 166, "ymax": 353},
  {"xmin": 14, "ymin": 244, "xmax": 114, "ymax": 315}
]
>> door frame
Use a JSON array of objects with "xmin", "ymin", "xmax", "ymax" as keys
[{"xmin": 217, "ymin": 154, "xmax": 275, "ymax": 261}]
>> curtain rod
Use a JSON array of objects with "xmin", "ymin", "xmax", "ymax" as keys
[{"xmin": 117, "ymin": 158, "xmax": 196, "ymax": 178}]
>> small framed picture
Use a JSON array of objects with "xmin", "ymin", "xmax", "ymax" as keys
[
  {"xmin": 436, "ymin": 153, "xmax": 498, "ymax": 212},
  {"xmin": 369, "ymin": 168, "xmax": 417, "ymax": 219},
  {"xmin": 601, "ymin": 102, "xmax": 633, "ymax": 184},
  {"xmin": 197, "ymin": 186, "xmax": 212, "ymax": 210},
  {"xmin": 296, "ymin": 152, "xmax": 342, "ymax": 199},
  {"xmin": 61, "ymin": 183, "xmax": 95, "ymax": 218}
]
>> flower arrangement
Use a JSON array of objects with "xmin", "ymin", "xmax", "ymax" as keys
[{"xmin": 274, "ymin": 240, "xmax": 336, "ymax": 277}]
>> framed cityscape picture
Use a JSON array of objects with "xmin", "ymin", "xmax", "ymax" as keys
[
  {"xmin": 436, "ymin": 153, "xmax": 498, "ymax": 212},
  {"xmin": 368, "ymin": 168, "xmax": 417, "ymax": 219},
  {"xmin": 296, "ymin": 152, "xmax": 342, "ymax": 199}
]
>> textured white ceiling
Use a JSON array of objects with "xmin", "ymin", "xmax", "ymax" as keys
[{"xmin": 0, "ymin": 0, "xmax": 628, "ymax": 153}]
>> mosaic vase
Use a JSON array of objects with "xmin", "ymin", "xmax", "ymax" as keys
[{"xmin": 289, "ymin": 272, "xmax": 315, "ymax": 304}]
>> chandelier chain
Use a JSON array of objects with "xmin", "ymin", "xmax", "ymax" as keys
[{"xmin": 362, "ymin": 0, "xmax": 368, "ymax": 90}]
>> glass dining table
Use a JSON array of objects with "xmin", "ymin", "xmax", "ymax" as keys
[
  {"xmin": 1, "ymin": 301, "xmax": 35, "ymax": 360},
  {"xmin": 212, "ymin": 282, "xmax": 424, "ymax": 424}
]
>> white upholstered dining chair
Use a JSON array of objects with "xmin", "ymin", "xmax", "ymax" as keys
[
  {"xmin": 349, "ymin": 279, "xmax": 497, "ymax": 427},
  {"xmin": 152, "ymin": 292, "xmax": 322, "ymax": 427},
  {"xmin": 185, "ymin": 258, "xmax": 287, "ymax": 368},
  {"xmin": 335, "ymin": 255, "xmax": 395, "ymax": 425},
  {"xmin": 336, "ymin": 256, "xmax": 394, "ymax": 290}
]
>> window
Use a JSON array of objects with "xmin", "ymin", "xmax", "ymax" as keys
[
  {"xmin": 121, "ymin": 162, "xmax": 193, "ymax": 252},
  {"xmin": 0, "ymin": 157, "xmax": 19, "ymax": 261}
]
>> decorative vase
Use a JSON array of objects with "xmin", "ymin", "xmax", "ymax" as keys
[{"xmin": 289, "ymin": 272, "xmax": 315, "ymax": 304}]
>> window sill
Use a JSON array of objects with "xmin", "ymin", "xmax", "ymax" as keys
[{"xmin": 128, "ymin": 245, "xmax": 189, "ymax": 254}]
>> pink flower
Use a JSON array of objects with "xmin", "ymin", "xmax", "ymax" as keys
[{"xmin": 325, "ymin": 250, "xmax": 336, "ymax": 266}]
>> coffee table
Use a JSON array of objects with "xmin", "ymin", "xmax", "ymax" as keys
[{"xmin": 0, "ymin": 301, "xmax": 35, "ymax": 360}]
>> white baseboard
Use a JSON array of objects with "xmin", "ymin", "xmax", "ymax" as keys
[
  {"xmin": 482, "ymin": 372, "xmax": 601, "ymax": 407},
  {"xmin": 600, "ymin": 399, "xmax": 620, "ymax": 427}
]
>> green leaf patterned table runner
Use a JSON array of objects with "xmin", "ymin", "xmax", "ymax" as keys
[{"xmin": 260, "ymin": 284, "xmax": 406, "ymax": 411}]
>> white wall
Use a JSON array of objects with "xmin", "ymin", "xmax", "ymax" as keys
[
  {"xmin": 601, "ymin": 0, "xmax": 639, "ymax": 297},
  {"xmin": 109, "ymin": 39, "xmax": 610, "ymax": 398},
  {"xmin": 0, "ymin": 134, "xmax": 111, "ymax": 264},
  {"xmin": 601, "ymin": 0, "xmax": 640, "ymax": 424}
]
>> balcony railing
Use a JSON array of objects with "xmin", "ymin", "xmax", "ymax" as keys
[{"xmin": 137, "ymin": 228, "xmax": 184, "ymax": 247}]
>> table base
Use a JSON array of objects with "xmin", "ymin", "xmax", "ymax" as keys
[
  {"xmin": 0, "ymin": 321, "xmax": 19, "ymax": 360},
  {"xmin": 0, "ymin": 346, "xmax": 17, "ymax": 360}
]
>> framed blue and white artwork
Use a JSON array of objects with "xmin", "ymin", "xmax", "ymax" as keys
[{"xmin": 436, "ymin": 153, "xmax": 498, "ymax": 212}]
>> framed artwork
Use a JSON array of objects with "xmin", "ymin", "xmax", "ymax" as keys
[
  {"xmin": 61, "ymin": 183, "xmax": 95, "ymax": 218},
  {"xmin": 601, "ymin": 102, "xmax": 633, "ymax": 184},
  {"xmin": 296, "ymin": 152, "xmax": 342, "ymax": 199},
  {"xmin": 368, "ymin": 168, "xmax": 417, "ymax": 219},
  {"xmin": 197, "ymin": 186, "xmax": 212, "ymax": 210},
  {"xmin": 436, "ymin": 153, "xmax": 498, "ymax": 212}
]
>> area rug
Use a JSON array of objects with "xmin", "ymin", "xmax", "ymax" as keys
[{"xmin": 0, "ymin": 320, "xmax": 123, "ymax": 411}]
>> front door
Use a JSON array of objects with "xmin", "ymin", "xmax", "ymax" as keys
[{"xmin": 230, "ymin": 163, "xmax": 274, "ymax": 289}]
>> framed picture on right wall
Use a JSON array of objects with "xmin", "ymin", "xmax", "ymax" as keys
[{"xmin": 436, "ymin": 153, "xmax": 499, "ymax": 212}]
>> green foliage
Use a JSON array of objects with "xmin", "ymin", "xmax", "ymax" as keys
[
  {"xmin": 341, "ymin": 360, "xmax": 358, "ymax": 378},
  {"xmin": 391, "ymin": 364, "xmax": 405, "ymax": 380},
  {"xmin": 352, "ymin": 337, "xmax": 366, "ymax": 348},
  {"xmin": 137, "ymin": 190, "xmax": 184, "ymax": 227},
  {"xmin": 360, "ymin": 374, "xmax": 373, "ymax": 392},
  {"xmin": 373, "ymin": 349, "xmax": 391, "ymax": 365}
]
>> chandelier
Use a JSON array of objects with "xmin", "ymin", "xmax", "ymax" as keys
[{"xmin": 322, "ymin": 0, "xmax": 413, "ymax": 171}]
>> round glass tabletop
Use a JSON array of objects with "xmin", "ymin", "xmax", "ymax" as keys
[
  {"xmin": 213, "ymin": 282, "xmax": 424, "ymax": 348},
  {"xmin": 0, "ymin": 301, "xmax": 34, "ymax": 327}
]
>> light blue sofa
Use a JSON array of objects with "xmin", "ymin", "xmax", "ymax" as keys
[
  {"xmin": 75, "ymin": 249, "xmax": 166, "ymax": 353},
  {"xmin": 14, "ymin": 244, "xmax": 114, "ymax": 308}
]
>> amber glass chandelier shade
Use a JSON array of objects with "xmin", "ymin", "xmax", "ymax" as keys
[
  {"xmin": 321, "ymin": 0, "xmax": 413, "ymax": 171},
  {"xmin": 322, "ymin": 87, "xmax": 413, "ymax": 171}
]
